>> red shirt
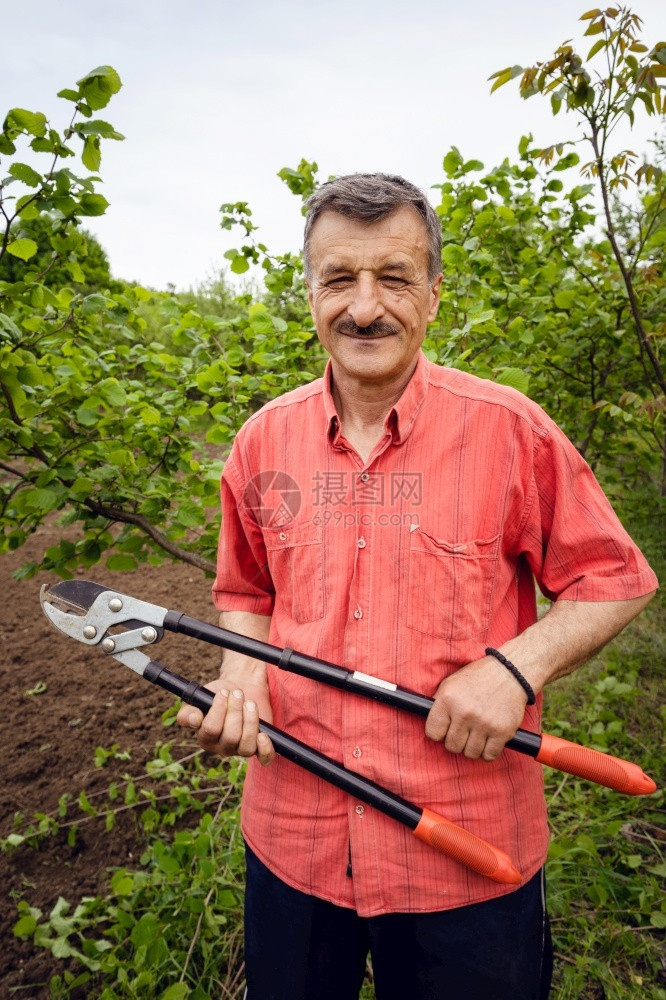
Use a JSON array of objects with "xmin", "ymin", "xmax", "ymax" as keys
[{"xmin": 213, "ymin": 352, "xmax": 657, "ymax": 916}]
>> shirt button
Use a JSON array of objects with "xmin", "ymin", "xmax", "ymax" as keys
[
  {"xmin": 360, "ymin": 472, "xmax": 370, "ymax": 483},
  {"xmin": 279, "ymin": 532, "xmax": 287, "ymax": 541},
  {"xmin": 353, "ymin": 608, "xmax": 363, "ymax": 620},
  {"xmin": 352, "ymin": 746, "xmax": 362, "ymax": 759},
  {"xmin": 357, "ymin": 536, "xmax": 366, "ymax": 549},
  {"xmin": 355, "ymin": 805, "xmax": 365, "ymax": 816}
]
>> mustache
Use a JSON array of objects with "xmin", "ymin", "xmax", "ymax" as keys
[{"xmin": 336, "ymin": 319, "xmax": 400, "ymax": 337}]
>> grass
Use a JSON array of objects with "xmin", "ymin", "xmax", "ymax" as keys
[{"xmin": 540, "ymin": 597, "xmax": 665, "ymax": 1000}]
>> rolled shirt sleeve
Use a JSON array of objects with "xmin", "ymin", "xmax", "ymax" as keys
[
  {"xmin": 517, "ymin": 414, "xmax": 658, "ymax": 603},
  {"xmin": 212, "ymin": 444, "xmax": 275, "ymax": 616}
]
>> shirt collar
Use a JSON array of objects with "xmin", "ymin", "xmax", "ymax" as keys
[{"xmin": 322, "ymin": 350, "xmax": 430, "ymax": 447}]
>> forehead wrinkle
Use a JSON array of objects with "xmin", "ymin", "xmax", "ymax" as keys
[{"xmin": 318, "ymin": 254, "xmax": 418, "ymax": 280}]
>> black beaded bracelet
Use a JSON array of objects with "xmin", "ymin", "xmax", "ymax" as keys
[{"xmin": 485, "ymin": 647, "xmax": 536, "ymax": 706}]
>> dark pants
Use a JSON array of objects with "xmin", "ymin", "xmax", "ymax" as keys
[{"xmin": 244, "ymin": 844, "xmax": 553, "ymax": 1000}]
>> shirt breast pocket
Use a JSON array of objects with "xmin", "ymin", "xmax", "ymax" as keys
[
  {"xmin": 265, "ymin": 521, "xmax": 324, "ymax": 624},
  {"xmin": 406, "ymin": 527, "xmax": 500, "ymax": 643}
]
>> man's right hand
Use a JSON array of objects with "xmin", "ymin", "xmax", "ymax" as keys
[{"xmin": 176, "ymin": 662, "xmax": 275, "ymax": 766}]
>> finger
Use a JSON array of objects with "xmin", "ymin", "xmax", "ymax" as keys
[
  {"xmin": 177, "ymin": 703, "xmax": 203, "ymax": 729},
  {"xmin": 198, "ymin": 688, "xmax": 229, "ymax": 749},
  {"xmin": 217, "ymin": 688, "xmax": 246, "ymax": 755},
  {"xmin": 462, "ymin": 731, "xmax": 488, "ymax": 760},
  {"xmin": 256, "ymin": 730, "xmax": 275, "ymax": 766},
  {"xmin": 425, "ymin": 703, "xmax": 451, "ymax": 743},
  {"xmin": 444, "ymin": 721, "xmax": 470, "ymax": 755},
  {"xmin": 236, "ymin": 699, "xmax": 261, "ymax": 757},
  {"xmin": 482, "ymin": 735, "xmax": 507, "ymax": 762}
]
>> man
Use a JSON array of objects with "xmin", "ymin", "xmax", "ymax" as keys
[{"xmin": 179, "ymin": 174, "xmax": 657, "ymax": 999}]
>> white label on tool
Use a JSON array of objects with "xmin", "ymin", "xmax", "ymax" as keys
[{"xmin": 351, "ymin": 671, "xmax": 397, "ymax": 692}]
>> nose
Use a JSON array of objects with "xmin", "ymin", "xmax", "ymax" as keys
[{"xmin": 347, "ymin": 275, "xmax": 385, "ymax": 328}]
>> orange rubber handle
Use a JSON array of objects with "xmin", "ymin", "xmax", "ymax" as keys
[
  {"xmin": 414, "ymin": 808, "xmax": 521, "ymax": 885},
  {"xmin": 536, "ymin": 733, "xmax": 657, "ymax": 795}
]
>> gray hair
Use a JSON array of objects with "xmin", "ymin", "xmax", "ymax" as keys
[{"xmin": 303, "ymin": 173, "xmax": 443, "ymax": 282}]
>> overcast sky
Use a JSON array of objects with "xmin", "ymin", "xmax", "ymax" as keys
[{"xmin": 2, "ymin": 1, "xmax": 664, "ymax": 290}]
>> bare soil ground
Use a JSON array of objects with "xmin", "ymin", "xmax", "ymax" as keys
[{"xmin": 0, "ymin": 521, "xmax": 222, "ymax": 997}]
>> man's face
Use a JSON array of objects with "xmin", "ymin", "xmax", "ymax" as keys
[{"xmin": 306, "ymin": 206, "xmax": 442, "ymax": 386}]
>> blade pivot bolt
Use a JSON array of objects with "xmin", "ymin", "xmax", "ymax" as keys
[
  {"xmin": 83, "ymin": 625, "xmax": 97, "ymax": 639},
  {"xmin": 101, "ymin": 637, "xmax": 116, "ymax": 653},
  {"xmin": 108, "ymin": 598, "xmax": 123, "ymax": 612},
  {"xmin": 141, "ymin": 627, "xmax": 157, "ymax": 643}
]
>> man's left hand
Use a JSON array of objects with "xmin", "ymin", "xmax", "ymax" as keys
[{"xmin": 425, "ymin": 655, "xmax": 531, "ymax": 761}]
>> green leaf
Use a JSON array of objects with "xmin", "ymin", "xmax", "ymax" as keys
[
  {"xmin": 81, "ymin": 293, "xmax": 108, "ymax": 314},
  {"xmin": 77, "ymin": 790, "xmax": 96, "ymax": 815},
  {"xmin": 106, "ymin": 554, "xmax": 139, "ymax": 572},
  {"xmin": 98, "ymin": 378, "xmax": 126, "ymax": 408},
  {"xmin": 25, "ymin": 488, "xmax": 59, "ymax": 511},
  {"xmin": 443, "ymin": 147, "xmax": 463, "ymax": 177},
  {"xmin": 6, "ymin": 238, "xmax": 38, "ymax": 261},
  {"xmin": 67, "ymin": 260, "xmax": 86, "ymax": 283},
  {"xmin": 5, "ymin": 108, "xmax": 48, "ymax": 137},
  {"xmin": 553, "ymin": 152, "xmax": 580, "ymax": 171},
  {"xmin": 57, "ymin": 88, "xmax": 80, "ymax": 102},
  {"xmin": 75, "ymin": 406, "xmax": 99, "ymax": 427},
  {"xmin": 110, "ymin": 871, "xmax": 134, "ymax": 896},
  {"xmin": 647, "ymin": 862, "xmax": 666, "ymax": 878},
  {"xmin": 13, "ymin": 914, "xmax": 37, "ymax": 937},
  {"xmin": 51, "ymin": 936, "xmax": 73, "ymax": 959},
  {"xmin": 77, "ymin": 65, "xmax": 122, "ymax": 110},
  {"xmin": 650, "ymin": 912, "xmax": 666, "ymax": 928},
  {"xmin": 518, "ymin": 134, "xmax": 531, "ymax": 156},
  {"xmin": 160, "ymin": 985, "xmax": 191, "ymax": 1000},
  {"xmin": 69, "ymin": 477, "xmax": 94, "ymax": 498},
  {"xmin": 554, "ymin": 289, "xmax": 576, "ymax": 309},
  {"xmin": 139, "ymin": 404, "xmax": 161, "ymax": 425},
  {"xmin": 81, "ymin": 135, "xmax": 101, "ymax": 172},
  {"xmin": 18, "ymin": 199, "xmax": 40, "ymax": 220},
  {"xmin": 177, "ymin": 502, "xmax": 204, "ymax": 527},
  {"xmin": 490, "ymin": 69, "xmax": 512, "ymax": 94},
  {"xmin": 587, "ymin": 38, "xmax": 606, "ymax": 59},
  {"xmin": 9, "ymin": 162, "xmax": 42, "ymax": 187},
  {"xmin": 230, "ymin": 254, "xmax": 250, "ymax": 274},
  {"xmin": 441, "ymin": 244, "xmax": 466, "ymax": 267},
  {"xmin": 495, "ymin": 368, "xmax": 530, "ymax": 395},
  {"xmin": 79, "ymin": 193, "xmax": 109, "ymax": 216},
  {"xmin": 76, "ymin": 119, "xmax": 124, "ymax": 140}
]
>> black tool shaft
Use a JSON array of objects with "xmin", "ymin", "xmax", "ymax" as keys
[
  {"xmin": 143, "ymin": 658, "xmax": 421, "ymax": 828},
  {"xmin": 162, "ymin": 611, "xmax": 542, "ymax": 758},
  {"xmin": 140, "ymin": 658, "xmax": 522, "ymax": 882}
]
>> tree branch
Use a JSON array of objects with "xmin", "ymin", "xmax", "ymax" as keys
[
  {"xmin": 590, "ymin": 122, "xmax": 666, "ymax": 397},
  {"xmin": 0, "ymin": 459, "xmax": 28, "ymax": 479},
  {"xmin": 0, "ymin": 382, "xmax": 50, "ymax": 464},
  {"xmin": 83, "ymin": 498, "xmax": 216, "ymax": 574}
]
